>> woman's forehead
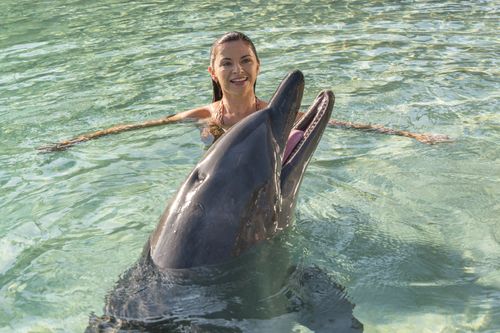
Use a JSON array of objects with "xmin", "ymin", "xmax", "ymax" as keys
[{"xmin": 214, "ymin": 40, "xmax": 255, "ymax": 59}]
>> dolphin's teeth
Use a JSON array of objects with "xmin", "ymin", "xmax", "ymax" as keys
[
  {"xmin": 303, "ymin": 96, "xmax": 328, "ymax": 138},
  {"xmin": 284, "ymin": 94, "xmax": 329, "ymax": 164}
]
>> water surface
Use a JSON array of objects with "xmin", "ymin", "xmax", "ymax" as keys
[{"xmin": 1, "ymin": 1, "xmax": 499, "ymax": 332}]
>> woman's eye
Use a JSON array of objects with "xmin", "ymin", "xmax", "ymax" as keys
[{"xmin": 221, "ymin": 61, "xmax": 232, "ymax": 67}]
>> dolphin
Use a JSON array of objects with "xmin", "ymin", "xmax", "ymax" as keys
[
  {"xmin": 149, "ymin": 70, "xmax": 333, "ymax": 269},
  {"xmin": 86, "ymin": 71, "xmax": 363, "ymax": 332}
]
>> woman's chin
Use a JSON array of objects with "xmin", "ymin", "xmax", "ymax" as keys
[{"xmin": 227, "ymin": 82, "xmax": 253, "ymax": 94}]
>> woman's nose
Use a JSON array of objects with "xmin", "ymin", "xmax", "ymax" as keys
[{"xmin": 232, "ymin": 63, "xmax": 243, "ymax": 73}]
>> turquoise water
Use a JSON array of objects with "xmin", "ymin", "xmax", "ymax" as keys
[{"xmin": 1, "ymin": 0, "xmax": 499, "ymax": 332}]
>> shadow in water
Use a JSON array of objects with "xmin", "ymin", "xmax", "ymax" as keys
[
  {"xmin": 85, "ymin": 238, "xmax": 363, "ymax": 332},
  {"xmin": 301, "ymin": 203, "xmax": 500, "ymax": 331}
]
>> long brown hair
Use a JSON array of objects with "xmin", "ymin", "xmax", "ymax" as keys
[{"xmin": 210, "ymin": 32, "xmax": 260, "ymax": 102}]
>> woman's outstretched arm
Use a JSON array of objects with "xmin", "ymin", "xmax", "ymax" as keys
[
  {"xmin": 37, "ymin": 107, "xmax": 211, "ymax": 152},
  {"xmin": 37, "ymin": 111, "xmax": 451, "ymax": 153},
  {"xmin": 328, "ymin": 119, "xmax": 451, "ymax": 144}
]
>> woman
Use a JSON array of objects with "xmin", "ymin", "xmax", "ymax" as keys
[
  {"xmin": 170, "ymin": 31, "xmax": 269, "ymax": 143},
  {"xmin": 38, "ymin": 32, "xmax": 449, "ymax": 152}
]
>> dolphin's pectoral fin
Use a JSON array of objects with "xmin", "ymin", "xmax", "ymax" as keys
[
  {"xmin": 85, "ymin": 313, "xmax": 123, "ymax": 333},
  {"xmin": 287, "ymin": 265, "xmax": 364, "ymax": 333}
]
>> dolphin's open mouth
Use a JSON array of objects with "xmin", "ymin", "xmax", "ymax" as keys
[{"xmin": 283, "ymin": 91, "xmax": 332, "ymax": 165}]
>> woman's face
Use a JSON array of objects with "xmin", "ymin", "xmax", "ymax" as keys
[{"xmin": 209, "ymin": 40, "xmax": 260, "ymax": 97}]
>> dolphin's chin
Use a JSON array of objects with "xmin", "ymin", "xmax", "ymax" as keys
[{"xmin": 283, "ymin": 90, "xmax": 334, "ymax": 166}]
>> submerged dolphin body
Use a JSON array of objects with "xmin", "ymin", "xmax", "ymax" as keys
[
  {"xmin": 87, "ymin": 71, "xmax": 363, "ymax": 332},
  {"xmin": 149, "ymin": 70, "xmax": 332, "ymax": 269}
]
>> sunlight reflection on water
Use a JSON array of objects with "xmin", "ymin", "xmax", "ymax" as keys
[{"xmin": 1, "ymin": 0, "xmax": 499, "ymax": 332}]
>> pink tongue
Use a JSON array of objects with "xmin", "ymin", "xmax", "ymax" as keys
[{"xmin": 283, "ymin": 129, "xmax": 304, "ymax": 164}]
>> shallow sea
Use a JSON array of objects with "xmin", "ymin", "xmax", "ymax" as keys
[{"xmin": 1, "ymin": 1, "xmax": 499, "ymax": 332}]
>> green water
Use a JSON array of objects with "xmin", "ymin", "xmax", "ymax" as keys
[{"xmin": 1, "ymin": 0, "xmax": 499, "ymax": 332}]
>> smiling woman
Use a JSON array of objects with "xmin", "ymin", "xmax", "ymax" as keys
[
  {"xmin": 177, "ymin": 31, "xmax": 269, "ymax": 131},
  {"xmin": 37, "ymin": 31, "xmax": 450, "ymax": 152},
  {"xmin": 208, "ymin": 32, "xmax": 265, "ymax": 129}
]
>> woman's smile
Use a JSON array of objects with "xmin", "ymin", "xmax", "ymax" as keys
[{"xmin": 230, "ymin": 76, "xmax": 249, "ymax": 86}]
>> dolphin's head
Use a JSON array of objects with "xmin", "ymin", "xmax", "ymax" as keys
[{"xmin": 149, "ymin": 71, "xmax": 333, "ymax": 269}]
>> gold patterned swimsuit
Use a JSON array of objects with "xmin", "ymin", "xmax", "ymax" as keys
[
  {"xmin": 201, "ymin": 97, "xmax": 261, "ymax": 145},
  {"xmin": 205, "ymin": 122, "xmax": 226, "ymax": 142}
]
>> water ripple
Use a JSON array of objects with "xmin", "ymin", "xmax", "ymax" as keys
[{"xmin": 1, "ymin": 0, "xmax": 499, "ymax": 332}]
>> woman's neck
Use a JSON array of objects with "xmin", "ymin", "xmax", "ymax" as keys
[{"xmin": 221, "ymin": 92, "xmax": 257, "ymax": 118}]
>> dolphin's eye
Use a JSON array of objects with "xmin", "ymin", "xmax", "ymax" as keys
[
  {"xmin": 193, "ymin": 170, "xmax": 206, "ymax": 183},
  {"xmin": 198, "ymin": 172, "xmax": 206, "ymax": 182}
]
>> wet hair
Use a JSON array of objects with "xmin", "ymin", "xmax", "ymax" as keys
[{"xmin": 210, "ymin": 31, "xmax": 260, "ymax": 102}]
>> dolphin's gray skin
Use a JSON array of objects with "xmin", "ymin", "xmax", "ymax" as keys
[
  {"xmin": 86, "ymin": 71, "xmax": 363, "ymax": 332},
  {"xmin": 149, "ymin": 70, "xmax": 333, "ymax": 269}
]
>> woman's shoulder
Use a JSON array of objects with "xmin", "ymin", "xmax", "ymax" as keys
[
  {"xmin": 173, "ymin": 104, "xmax": 213, "ymax": 121},
  {"xmin": 258, "ymin": 99, "xmax": 269, "ymax": 110}
]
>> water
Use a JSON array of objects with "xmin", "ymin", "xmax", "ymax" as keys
[{"xmin": 1, "ymin": 0, "xmax": 499, "ymax": 332}]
